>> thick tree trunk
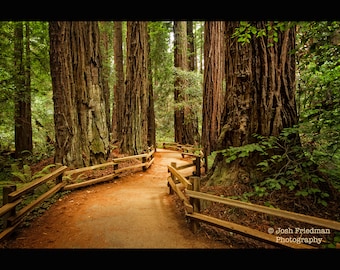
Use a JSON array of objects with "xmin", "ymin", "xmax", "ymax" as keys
[
  {"xmin": 174, "ymin": 21, "xmax": 187, "ymax": 144},
  {"xmin": 112, "ymin": 21, "xmax": 125, "ymax": 144},
  {"xmin": 49, "ymin": 21, "xmax": 110, "ymax": 168},
  {"xmin": 202, "ymin": 21, "xmax": 225, "ymax": 157},
  {"xmin": 121, "ymin": 21, "xmax": 150, "ymax": 155},
  {"xmin": 14, "ymin": 21, "xmax": 32, "ymax": 160},
  {"xmin": 207, "ymin": 21, "xmax": 298, "ymax": 186}
]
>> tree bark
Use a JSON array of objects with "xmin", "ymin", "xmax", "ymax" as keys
[
  {"xmin": 121, "ymin": 21, "xmax": 150, "ymax": 155},
  {"xmin": 186, "ymin": 21, "xmax": 201, "ymax": 145},
  {"xmin": 207, "ymin": 21, "xmax": 298, "ymax": 186},
  {"xmin": 112, "ymin": 21, "xmax": 125, "ymax": 144},
  {"xmin": 14, "ymin": 21, "xmax": 32, "ymax": 160},
  {"xmin": 174, "ymin": 21, "xmax": 187, "ymax": 144},
  {"xmin": 99, "ymin": 21, "xmax": 112, "ymax": 135},
  {"xmin": 146, "ymin": 26, "xmax": 156, "ymax": 149},
  {"xmin": 202, "ymin": 21, "xmax": 225, "ymax": 157},
  {"xmin": 187, "ymin": 21, "xmax": 197, "ymax": 71},
  {"xmin": 49, "ymin": 21, "xmax": 110, "ymax": 168}
]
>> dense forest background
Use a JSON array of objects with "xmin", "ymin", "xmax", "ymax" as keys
[{"xmin": 0, "ymin": 21, "xmax": 340, "ymax": 225}]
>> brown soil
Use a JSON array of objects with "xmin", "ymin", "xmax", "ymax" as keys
[{"xmin": 0, "ymin": 148, "xmax": 229, "ymax": 249}]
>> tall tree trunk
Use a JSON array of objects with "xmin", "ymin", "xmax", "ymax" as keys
[
  {"xmin": 186, "ymin": 21, "xmax": 201, "ymax": 145},
  {"xmin": 99, "ymin": 21, "xmax": 112, "ymax": 135},
  {"xmin": 187, "ymin": 21, "xmax": 197, "ymax": 71},
  {"xmin": 121, "ymin": 21, "xmax": 150, "ymax": 155},
  {"xmin": 173, "ymin": 21, "xmax": 200, "ymax": 145},
  {"xmin": 112, "ymin": 21, "xmax": 125, "ymax": 144},
  {"xmin": 207, "ymin": 21, "xmax": 298, "ymax": 186},
  {"xmin": 49, "ymin": 21, "xmax": 110, "ymax": 168},
  {"xmin": 202, "ymin": 21, "xmax": 225, "ymax": 157},
  {"xmin": 14, "ymin": 21, "xmax": 32, "ymax": 160},
  {"xmin": 146, "ymin": 26, "xmax": 156, "ymax": 149},
  {"xmin": 173, "ymin": 21, "xmax": 187, "ymax": 144}
]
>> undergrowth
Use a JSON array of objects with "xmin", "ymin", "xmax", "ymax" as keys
[{"xmin": 217, "ymin": 126, "xmax": 340, "ymax": 207}]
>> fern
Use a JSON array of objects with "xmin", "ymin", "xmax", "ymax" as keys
[
  {"xmin": 11, "ymin": 163, "xmax": 56, "ymax": 183},
  {"xmin": 221, "ymin": 143, "xmax": 267, "ymax": 164},
  {"xmin": 11, "ymin": 164, "xmax": 32, "ymax": 183},
  {"xmin": 62, "ymin": 173, "xmax": 86, "ymax": 184},
  {"xmin": 32, "ymin": 164, "xmax": 56, "ymax": 180}
]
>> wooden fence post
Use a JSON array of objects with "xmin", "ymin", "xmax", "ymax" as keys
[
  {"xmin": 2, "ymin": 185, "xmax": 17, "ymax": 228},
  {"xmin": 170, "ymin": 162, "xmax": 177, "ymax": 176},
  {"xmin": 167, "ymin": 162, "xmax": 177, "ymax": 194},
  {"xmin": 203, "ymin": 152, "xmax": 208, "ymax": 174},
  {"xmin": 189, "ymin": 176, "xmax": 201, "ymax": 233},
  {"xmin": 113, "ymin": 163, "xmax": 119, "ymax": 179},
  {"xmin": 194, "ymin": 156, "xmax": 201, "ymax": 177},
  {"xmin": 55, "ymin": 163, "xmax": 63, "ymax": 184},
  {"xmin": 142, "ymin": 156, "xmax": 147, "ymax": 171}
]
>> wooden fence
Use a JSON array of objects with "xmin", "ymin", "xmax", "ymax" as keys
[
  {"xmin": 167, "ymin": 161, "xmax": 340, "ymax": 249},
  {"xmin": 62, "ymin": 147, "xmax": 155, "ymax": 191},
  {"xmin": 163, "ymin": 142, "xmax": 205, "ymax": 176},
  {"xmin": 0, "ymin": 147, "xmax": 155, "ymax": 241}
]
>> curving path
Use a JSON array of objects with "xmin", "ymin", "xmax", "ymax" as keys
[{"xmin": 2, "ymin": 148, "xmax": 227, "ymax": 249}]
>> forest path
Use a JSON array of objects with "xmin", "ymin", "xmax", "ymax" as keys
[{"xmin": 2, "ymin": 148, "xmax": 227, "ymax": 249}]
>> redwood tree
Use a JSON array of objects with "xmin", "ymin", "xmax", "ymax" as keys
[
  {"xmin": 99, "ymin": 21, "xmax": 112, "ymax": 134},
  {"xmin": 202, "ymin": 21, "xmax": 225, "ymax": 158},
  {"xmin": 121, "ymin": 21, "xmax": 151, "ymax": 155},
  {"xmin": 112, "ymin": 21, "xmax": 125, "ymax": 144},
  {"xmin": 207, "ymin": 21, "xmax": 299, "ymax": 186},
  {"xmin": 14, "ymin": 21, "xmax": 33, "ymax": 160},
  {"xmin": 49, "ymin": 21, "xmax": 110, "ymax": 168},
  {"xmin": 173, "ymin": 21, "xmax": 200, "ymax": 145},
  {"xmin": 146, "ymin": 26, "xmax": 156, "ymax": 149}
]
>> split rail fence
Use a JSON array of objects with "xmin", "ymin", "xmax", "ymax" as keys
[
  {"xmin": 162, "ymin": 142, "xmax": 205, "ymax": 177},
  {"xmin": 0, "ymin": 147, "xmax": 155, "ymax": 241},
  {"xmin": 166, "ymin": 155, "xmax": 340, "ymax": 249}
]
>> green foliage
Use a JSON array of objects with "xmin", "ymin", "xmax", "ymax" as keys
[
  {"xmin": 323, "ymin": 231, "xmax": 340, "ymax": 248},
  {"xmin": 232, "ymin": 21, "xmax": 290, "ymax": 45},
  {"xmin": 0, "ymin": 21, "xmax": 52, "ymax": 161},
  {"xmin": 217, "ymin": 143, "xmax": 267, "ymax": 164},
  {"xmin": 296, "ymin": 21, "xmax": 340, "ymax": 189},
  {"xmin": 62, "ymin": 173, "xmax": 86, "ymax": 184},
  {"xmin": 173, "ymin": 67, "xmax": 202, "ymax": 112},
  {"xmin": 255, "ymin": 128, "xmax": 332, "ymax": 206},
  {"xmin": 220, "ymin": 126, "xmax": 336, "ymax": 207},
  {"xmin": 11, "ymin": 163, "xmax": 56, "ymax": 183},
  {"xmin": 148, "ymin": 22, "xmax": 175, "ymax": 142}
]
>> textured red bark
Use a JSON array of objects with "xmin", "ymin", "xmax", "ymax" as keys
[
  {"xmin": 202, "ymin": 21, "xmax": 225, "ymax": 157},
  {"xmin": 49, "ymin": 21, "xmax": 109, "ymax": 168},
  {"xmin": 121, "ymin": 21, "xmax": 150, "ymax": 155},
  {"xmin": 207, "ymin": 21, "xmax": 299, "ymax": 186}
]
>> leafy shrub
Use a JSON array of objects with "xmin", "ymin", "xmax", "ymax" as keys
[{"xmin": 219, "ymin": 127, "xmax": 336, "ymax": 206}]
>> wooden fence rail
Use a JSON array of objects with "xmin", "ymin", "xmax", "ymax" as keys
[
  {"xmin": 167, "ymin": 161, "xmax": 340, "ymax": 249},
  {"xmin": 163, "ymin": 141, "xmax": 204, "ymax": 177},
  {"xmin": 62, "ymin": 148, "xmax": 155, "ymax": 191},
  {"xmin": 0, "ymin": 165, "xmax": 67, "ymax": 240},
  {"xmin": 0, "ymin": 147, "xmax": 155, "ymax": 241}
]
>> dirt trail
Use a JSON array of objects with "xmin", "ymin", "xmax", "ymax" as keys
[{"xmin": 1, "ymin": 148, "xmax": 227, "ymax": 249}]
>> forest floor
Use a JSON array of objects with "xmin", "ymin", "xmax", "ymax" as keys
[
  {"xmin": 0, "ymin": 148, "xmax": 339, "ymax": 252},
  {"xmin": 0, "ymin": 148, "xmax": 229, "ymax": 249}
]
